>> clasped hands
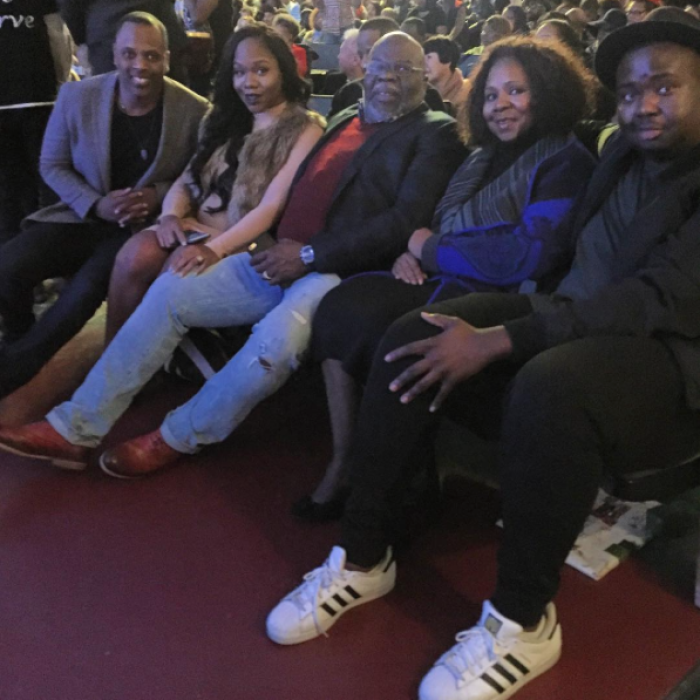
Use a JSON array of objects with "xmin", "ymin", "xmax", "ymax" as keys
[
  {"xmin": 385, "ymin": 313, "xmax": 513, "ymax": 412},
  {"xmin": 96, "ymin": 187, "xmax": 158, "ymax": 228}
]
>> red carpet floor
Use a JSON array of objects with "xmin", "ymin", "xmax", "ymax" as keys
[{"xmin": 0, "ymin": 370, "xmax": 698, "ymax": 700}]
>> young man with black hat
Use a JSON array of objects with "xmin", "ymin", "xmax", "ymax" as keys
[{"xmin": 266, "ymin": 11, "xmax": 700, "ymax": 700}]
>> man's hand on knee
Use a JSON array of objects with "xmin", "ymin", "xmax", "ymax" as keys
[
  {"xmin": 384, "ymin": 313, "xmax": 513, "ymax": 412},
  {"xmin": 251, "ymin": 239, "xmax": 306, "ymax": 286}
]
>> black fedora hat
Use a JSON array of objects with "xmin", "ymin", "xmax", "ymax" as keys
[{"xmin": 595, "ymin": 7, "xmax": 700, "ymax": 90}]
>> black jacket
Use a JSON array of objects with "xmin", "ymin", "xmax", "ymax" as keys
[
  {"xmin": 282, "ymin": 103, "xmax": 467, "ymax": 277},
  {"xmin": 505, "ymin": 131, "xmax": 700, "ymax": 409}
]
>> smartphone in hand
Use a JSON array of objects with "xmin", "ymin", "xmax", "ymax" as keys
[{"xmin": 184, "ymin": 229, "xmax": 211, "ymax": 245}]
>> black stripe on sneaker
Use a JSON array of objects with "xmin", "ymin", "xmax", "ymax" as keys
[
  {"xmin": 321, "ymin": 602, "xmax": 337, "ymax": 617},
  {"xmin": 333, "ymin": 594, "xmax": 349, "ymax": 608},
  {"xmin": 344, "ymin": 585, "xmax": 361, "ymax": 600},
  {"xmin": 481, "ymin": 673, "xmax": 505, "ymax": 693},
  {"xmin": 492, "ymin": 663, "xmax": 517, "ymax": 685},
  {"xmin": 505, "ymin": 654, "xmax": 530, "ymax": 675}
]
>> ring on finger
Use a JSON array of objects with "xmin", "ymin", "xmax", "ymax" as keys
[
  {"xmin": 196, "ymin": 255, "xmax": 204, "ymax": 264},
  {"xmin": 262, "ymin": 271, "xmax": 271, "ymax": 281}
]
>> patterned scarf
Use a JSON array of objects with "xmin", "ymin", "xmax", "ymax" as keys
[{"xmin": 434, "ymin": 133, "xmax": 572, "ymax": 235}]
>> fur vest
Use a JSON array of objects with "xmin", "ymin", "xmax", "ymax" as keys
[{"xmin": 226, "ymin": 104, "xmax": 325, "ymax": 228}]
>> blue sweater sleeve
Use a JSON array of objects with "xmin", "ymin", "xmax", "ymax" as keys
[{"xmin": 421, "ymin": 142, "xmax": 596, "ymax": 287}]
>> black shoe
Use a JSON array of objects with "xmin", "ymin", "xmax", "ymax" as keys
[{"xmin": 291, "ymin": 489, "xmax": 350, "ymax": 523}]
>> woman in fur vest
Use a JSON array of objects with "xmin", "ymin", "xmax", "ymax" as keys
[{"xmin": 105, "ymin": 25, "xmax": 325, "ymax": 340}]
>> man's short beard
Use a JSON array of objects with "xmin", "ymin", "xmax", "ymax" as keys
[{"xmin": 363, "ymin": 92, "xmax": 425, "ymax": 124}]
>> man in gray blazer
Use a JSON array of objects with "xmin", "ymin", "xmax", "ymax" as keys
[{"xmin": 0, "ymin": 12, "xmax": 209, "ymax": 399}]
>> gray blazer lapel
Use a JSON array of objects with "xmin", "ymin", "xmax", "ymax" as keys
[{"xmin": 96, "ymin": 73, "xmax": 118, "ymax": 192}]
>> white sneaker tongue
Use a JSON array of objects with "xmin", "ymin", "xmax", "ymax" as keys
[
  {"xmin": 480, "ymin": 602, "xmax": 523, "ymax": 641},
  {"xmin": 328, "ymin": 546, "xmax": 347, "ymax": 572}
]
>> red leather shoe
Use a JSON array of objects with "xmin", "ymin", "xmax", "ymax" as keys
[
  {"xmin": 98, "ymin": 429, "xmax": 183, "ymax": 480},
  {"xmin": 0, "ymin": 421, "xmax": 90, "ymax": 470}
]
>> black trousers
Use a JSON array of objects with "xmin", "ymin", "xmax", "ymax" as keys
[
  {"xmin": 0, "ymin": 221, "xmax": 129, "ymax": 394},
  {"xmin": 339, "ymin": 293, "xmax": 700, "ymax": 626},
  {"xmin": 312, "ymin": 273, "xmax": 474, "ymax": 382},
  {"xmin": 0, "ymin": 108, "xmax": 55, "ymax": 244}
]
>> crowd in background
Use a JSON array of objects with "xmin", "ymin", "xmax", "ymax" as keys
[
  {"xmin": 3, "ymin": 0, "xmax": 699, "ymax": 251},
  {"xmin": 4, "ymin": 3, "xmax": 700, "ymax": 700}
]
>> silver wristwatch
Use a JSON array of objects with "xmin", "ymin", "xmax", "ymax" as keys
[{"xmin": 300, "ymin": 245, "xmax": 315, "ymax": 267}]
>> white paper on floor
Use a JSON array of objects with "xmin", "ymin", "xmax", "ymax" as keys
[{"xmin": 497, "ymin": 489, "xmax": 660, "ymax": 580}]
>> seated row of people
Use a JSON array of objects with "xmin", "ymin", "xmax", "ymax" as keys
[{"xmin": 3, "ymin": 10, "xmax": 700, "ymax": 700}]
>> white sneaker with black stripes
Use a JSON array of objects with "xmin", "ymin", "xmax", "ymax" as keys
[
  {"xmin": 266, "ymin": 546, "xmax": 396, "ymax": 645},
  {"xmin": 419, "ymin": 600, "xmax": 562, "ymax": 700}
]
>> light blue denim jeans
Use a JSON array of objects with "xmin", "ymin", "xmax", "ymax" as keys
[{"xmin": 48, "ymin": 253, "xmax": 340, "ymax": 452}]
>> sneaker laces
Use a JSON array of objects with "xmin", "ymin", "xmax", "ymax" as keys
[
  {"xmin": 287, "ymin": 558, "xmax": 346, "ymax": 639},
  {"xmin": 440, "ymin": 627, "xmax": 502, "ymax": 683}
]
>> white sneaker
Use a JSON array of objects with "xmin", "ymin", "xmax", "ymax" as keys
[
  {"xmin": 419, "ymin": 600, "xmax": 562, "ymax": 700},
  {"xmin": 266, "ymin": 546, "xmax": 396, "ymax": 645}
]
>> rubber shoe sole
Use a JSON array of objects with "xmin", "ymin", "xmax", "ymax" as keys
[
  {"xmin": 0, "ymin": 440, "xmax": 87, "ymax": 471},
  {"xmin": 267, "ymin": 570, "xmax": 396, "ymax": 645},
  {"xmin": 98, "ymin": 452, "xmax": 144, "ymax": 480}
]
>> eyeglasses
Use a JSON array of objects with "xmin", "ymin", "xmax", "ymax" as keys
[{"xmin": 365, "ymin": 60, "xmax": 423, "ymax": 77}]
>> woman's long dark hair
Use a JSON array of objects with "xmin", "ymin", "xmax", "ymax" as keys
[
  {"xmin": 188, "ymin": 24, "xmax": 310, "ymax": 212},
  {"xmin": 465, "ymin": 36, "xmax": 595, "ymax": 147}
]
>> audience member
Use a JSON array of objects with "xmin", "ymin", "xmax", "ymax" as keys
[
  {"xmin": 392, "ymin": 0, "xmax": 412, "ymax": 24},
  {"xmin": 180, "ymin": 0, "xmax": 235, "ymax": 95},
  {"xmin": 459, "ymin": 14, "xmax": 511, "ymax": 75},
  {"xmin": 535, "ymin": 17, "xmax": 584, "ymax": 52},
  {"xmin": 0, "ymin": 13, "xmax": 209, "ymax": 399},
  {"xmin": 522, "ymin": 0, "xmax": 549, "ymax": 24},
  {"xmin": 0, "ymin": 33, "xmax": 465, "ymax": 481},
  {"xmin": 565, "ymin": 6, "xmax": 592, "ymax": 37},
  {"xmin": 0, "ymin": 1, "xmax": 73, "ymax": 244},
  {"xmin": 423, "ymin": 36, "xmax": 471, "ymax": 132},
  {"xmin": 272, "ymin": 13, "xmax": 309, "ymax": 75},
  {"xmin": 587, "ymin": 6, "xmax": 626, "ymax": 57},
  {"xmin": 625, "ymin": 0, "xmax": 654, "ymax": 21},
  {"xmin": 304, "ymin": 8, "xmax": 325, "ymax": 42},
  {"xmin": 366, "ymin": 1, "xmax": 382, "ymax": 18},
  {"xmin": 502, "ymin": 3, "xmax": 530, "ymax": 32},
  {"xmin": 381, "ymin": 6, "xmax": 400, "ymax": 21},
  {"xmin": 104, "ymin": 25, "xmax": 323, "ymax": 341},
  {"xmin": 322, "ymin": 27, "xmax": 363, "ymax": 94},
  {"xmin": 260, "ymin": 4, "xmax": 277, "ymax": 25},
  {"xmin": 58, "ymin": 0, "xmax": 188, "ymax": 82},
  {"xmin": 296, "ymin": 36, "xmax": 596, "ymax": 518},
  {"xmin": 579, "ymin": 0, "xmax": 599, "ymax": 21},
  {"xmin": 319, "ymin": 0, "xmax": 355, "ymax": 43},
  {"xmin": 401, "ymin": 15, "xmax": 429, "ymax": 42},
  {"xmin": 284, "ymin": 0, "xmax": 302, "ymax": 20},
  {"xmin": 407, "ymin": 0, "xmax": 448, "ymax": 34},
  {"xmin": 266, "ymin": 14, "xmax": 700, "ymax": 700}
]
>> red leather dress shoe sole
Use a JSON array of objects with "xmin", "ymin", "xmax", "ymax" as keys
[
  {"xmin": 98, "ymin": 453, "xmax": 145, "ymax": 480},
  {"xmin": 0, "ymin": 440, "xmax": 88, "ymax": 471}
]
